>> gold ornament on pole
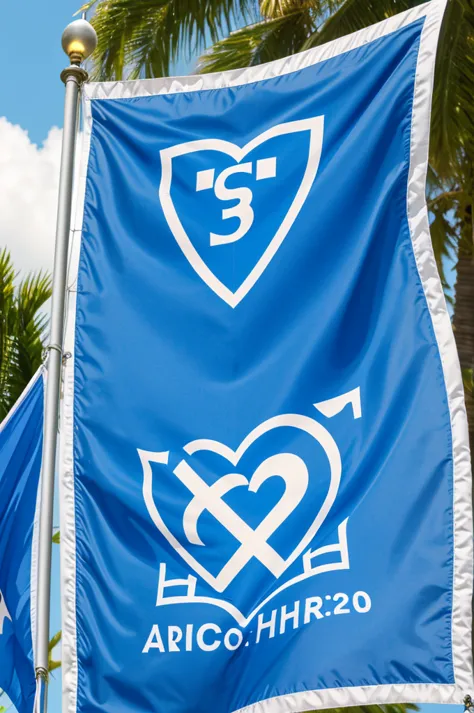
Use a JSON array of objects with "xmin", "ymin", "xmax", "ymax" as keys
[{"xmin": 61, "ymin": 18, "xmax": 98, "ymax": 65}]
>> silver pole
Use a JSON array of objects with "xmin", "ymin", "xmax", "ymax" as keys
[{"xmin": 35, "ymin": 18, "xmax": 96, "ymax": 711}]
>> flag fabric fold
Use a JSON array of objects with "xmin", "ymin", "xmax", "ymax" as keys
[
  {"xmin": 0, "ymin": 369, "xmax": 44, "ymax": 713},
  {"xmin": 61, "ymin": 2, "xmax": 473, "ymax": 713}
]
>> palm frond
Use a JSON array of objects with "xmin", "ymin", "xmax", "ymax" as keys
[
  {"xmin": 0, "ymin": 250, "xmax": 17, "ymax": 419},
  {"xmin": 90, "ymin": 0, "xmax": 257, "ymax": 80},
  {"xmin": 429, "ymin": 204, "xmax": 458, "ymax": 302},
  {"xmin": 425, "ymin": 165, "xmax": 464, "ymax": 303},
  {"xmin": 0, "ymin": 252, "xmax": 51, "ymax": 420},
  {"xmin": 302, "ymin": 0, "xmax": 423, "ymax": 50},
  {"xmin": 198, "ymin": 9, "xmax": 315, "ymax": 73},
  {"xmin": 319, "ymin": 705, "xmax": 419, "ymax": 713},
  {"xmin": 16, "ymin": 272, "xmax": 52, "ymax": 328},
  {"xmin": 48, "ymin": 631, "xmax": 62, "ymax": 673},
  {"xmin": 49, "ymin": 631, "xmax": 62, "ymax": 651},
  {"xmin": 430, "ymin": 0, "xmax": 474, "ymax": 178},
  {"xmin": 462, "ymin": 367, "xmax": 473, "ymax": 396},
  {"xmin": 7, "ymin": 272, "xmax": 52, "ymax": 410},
  {"xmin": 260, "ymin": 0, "xmax": 316, "ymax": 18}
]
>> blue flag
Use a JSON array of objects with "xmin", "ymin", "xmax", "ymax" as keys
[
  {"xmin": 61, "ymin": 2, "xmax": 473, "ymax": 713},
  {"xmin": 0, "ymin": 371, "xmax": 43, "ymax": 713}
]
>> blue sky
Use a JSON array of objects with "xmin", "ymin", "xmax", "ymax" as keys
[
  {"xmin": 0, "ymin": 0, "xmax": 463, "ymax": 711},
  {"xmin": 1, "ymin": 0, "xmax": 80, "ymax": 146}
]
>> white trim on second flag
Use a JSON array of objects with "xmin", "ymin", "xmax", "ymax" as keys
[{"xmin": 30, "ymin": 366, "xmax": 46, "ymax": 671}]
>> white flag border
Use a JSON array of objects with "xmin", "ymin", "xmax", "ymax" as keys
[
  {"xmin": 29, "ymin": 366, "xmax": 46, "ymax": 675},
  {"xmin": 61, "ymin": 1, "xmax": 473, "ymax": 712}
]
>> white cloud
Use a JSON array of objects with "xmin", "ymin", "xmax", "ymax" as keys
[{"xmin": 0, "ymin": 118, "xmax": 62, "ymax": 276}]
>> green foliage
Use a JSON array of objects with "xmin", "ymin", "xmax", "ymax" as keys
[
  {"xmin": 0, "ymin": 249, "xmax": 51, "ymax": 422},
  {"xmin": 430, "ymin": 0, "xmax": 474, "ymax": 179},
  {"xmin": 320, "ymin": 706, "xmax": 419, "ymax": 713},
  {"xmin": 49, "ymin": 631, "xmax": 62, "ymax": 673},
  {"xmin": 85, "ymin": 0, "xmax": 259, "ymax": 80},
  {"xmin": 198, "ymin": 0, "xmax": 319, "ymax": 71},
  {"xmin": 462, "ymin": 367, "xmax": 473, "ymax": 396}
]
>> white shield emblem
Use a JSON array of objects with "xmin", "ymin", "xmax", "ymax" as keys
[{"xmin": 159, "ymin": 116, "xmax": 324, "ymax": 307}]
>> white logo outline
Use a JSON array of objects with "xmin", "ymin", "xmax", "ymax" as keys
[
  {"xmin": 139, "ymin": 388, "xmax": 361, "ymax": 625},
  {"xmin": 151, "ymin": 522, "xmax": 349, "ymax": 628},
  {"xmin": 140, "ymin": 412, "xmax": 341, "ymax": 593},
  {"xmin": 159, "ymin": 116, "xmax": 325, "ymax": 308}
]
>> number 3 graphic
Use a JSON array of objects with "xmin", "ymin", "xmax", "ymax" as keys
[{"xmin": 210, "ymin": 163, "xmax": 254, "ymax": 246}]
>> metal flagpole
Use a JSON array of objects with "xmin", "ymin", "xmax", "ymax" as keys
[{"xmin": 35, "ymin": 18, "xmax": 97, "ymax": 713}]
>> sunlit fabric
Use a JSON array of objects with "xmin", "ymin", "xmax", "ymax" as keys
[{"xmin": 61, "ymin": 2, "xmax": 472, "ymax": 713}]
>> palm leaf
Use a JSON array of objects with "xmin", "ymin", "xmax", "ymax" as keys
[
  {"xmin": 430, "ymin": 0, "xmax": 474, "ymax": 178},
  {"xmin": 0, "ymin": 252, "xmax": 51, "ymax": 420},
  {"xmin": 198, "ymin": 10, "xmax": 315, "ymax": 73},
  {"xmin": 8, "ymin": 272, "xmax": 51, "ymax": 410},
  {"xmin": 48, "ymin": 630, "xmax": 62, "ymax": 673},
  {"xmin": 0, "ymin": 251, "xmax": 18, "ymax": 419},
  {"xmin": 429, "ymin": 205, "xmax": 457, "ymax": 302},
  {"xmin": 426, "ymin": 164, "xmax": 463, "ymax": 299},
  {"xmin": 302, "ymin": 0, "xmax": 424, "ymax": 49},
  {"xmin": 322, "ymin": 706, "xmax": 419, "ymax": 713},
  {"xmin": 198, "ymin": 0, "xmax": 356, "ymax": 73},
  {"xmin": 90, "ymin": 0, "xmax": 257, "ymax": 80},
  {"xmin": 462, "ymin": 367, "xmax": 473, "ymax": 396}
]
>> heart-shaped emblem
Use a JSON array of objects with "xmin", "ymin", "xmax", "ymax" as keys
[
  {"xmin": 159, "ymin": 116, "xmax": 324, "ymax": 307},
  {"xmin": 140, "ymin": 412, "xmax": 341, "ymax": 593}
]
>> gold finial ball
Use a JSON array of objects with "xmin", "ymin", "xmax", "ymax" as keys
[{"xmin": 61, "ymin": 19, "xmax": 98, "ymax": 62}]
